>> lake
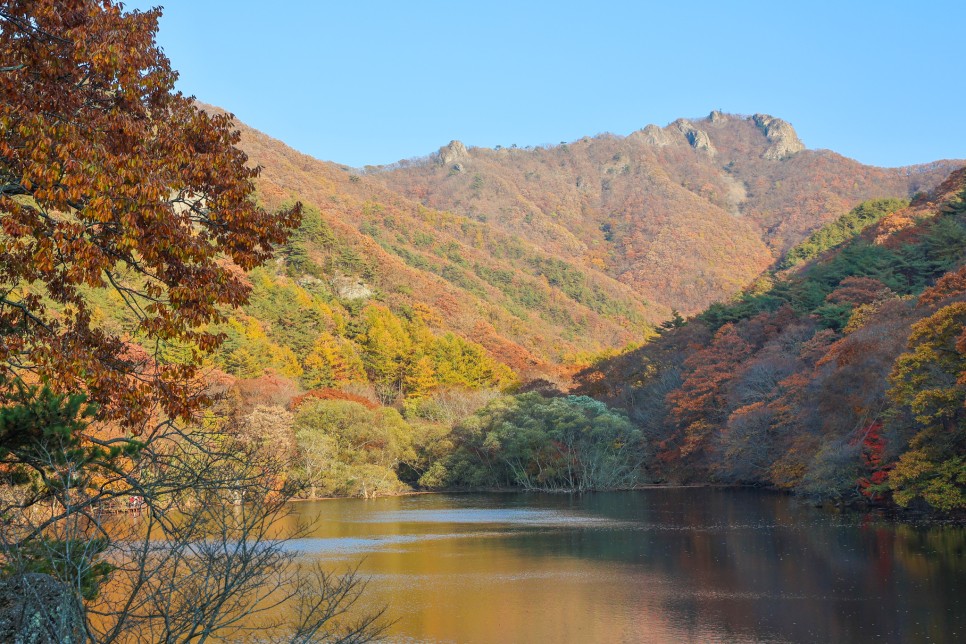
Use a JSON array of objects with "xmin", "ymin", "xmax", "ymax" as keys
[{"xmin": 279, "ymin": 489, "xmax": 963, "ymax": 643}]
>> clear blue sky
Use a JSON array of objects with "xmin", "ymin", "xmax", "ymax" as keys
[{"xmin": 129, "ymin": 1, "xmax": 964, "ymax": 168}]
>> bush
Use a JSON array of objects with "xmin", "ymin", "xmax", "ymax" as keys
[
  {"xmin": 293, "ymin": 400, "xmax": 416, "ymax": 498},
  {"xmin": 440, "ymin": 393, "xmax": 647, "ymax": 491}
]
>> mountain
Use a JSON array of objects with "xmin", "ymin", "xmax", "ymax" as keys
[
  {"xmin": 164, "ymin": 107, "xmax": 959, "ymax": 400},
  {"xmin": 367, "ymin": 111, "xmax": 960, "ymax": 312},
  {"xmin": 219, "ymin": 112, "xmax": 660, "ymax": 387},
  {"xmin": 177, "ymin": 108, "xmax": 965, "ymax": 510}
]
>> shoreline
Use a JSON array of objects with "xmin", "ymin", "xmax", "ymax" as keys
[
  {"xmin": 287, "ymin": 486, "xmax": 965, "ymax": 524},
  {"xmin": 288, "ymin": 482, "xmax": 736, "ymax": 503}
]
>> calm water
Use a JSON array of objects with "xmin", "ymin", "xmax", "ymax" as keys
[{"xmin": 278, "ymin": 489, "xmax": 963, "ymax": 643}]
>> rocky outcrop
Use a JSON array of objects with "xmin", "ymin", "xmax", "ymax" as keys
[
  {"xmin": 331, "ymin": 274, "xmax": 374, "ymax": 300},
  {"xmin": 674, "ymin": 119, "xmax": 716, "ymax": 155},
  {"xmin": 0, "ymin": 573, "xmax": 84, "ymax": 643},
  {"xmin": 708, "ymin": 110, "xmax": 729, "ymax": 124},
  {"xmin": 436, "ymin": 140, "xmax": 469, "ymax": 169},
  {"xmin": 752, "ymin": 114, "xmax": 805, "ymax": 160},
  {"xmin": 629, "ymin": 124, "xmax": 674, "ymax": 147}
]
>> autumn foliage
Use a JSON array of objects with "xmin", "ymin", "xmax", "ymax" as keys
[
  {"xmin": 372, "ymin": 114, "xmax": 957, "ymax": 314},
  {"xmin": 4, "ymin": 2, "xmax": 964, "ymax": 522},
  {"xmin": 0, "ymin": 0, "xmax": 300, "ymax": 429},
  {"xmin": 290, "ymin": 388, "xmax": 380, "ymax": 411},
  {"xmin": 577, "ymin": 176, "xmax": 966, "ymax": 512}
]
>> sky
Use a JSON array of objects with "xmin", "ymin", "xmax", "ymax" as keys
[{"xmin": 127, "ymin": 1, "xmax": 965, "ymax": 169}]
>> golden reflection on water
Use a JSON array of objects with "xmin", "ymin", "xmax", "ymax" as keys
[
  {"xmin": 101, "ymin": 490, "xmax": 966, "ymax": 643},
  {"xmin": 278, "ymin": 498, "xmax": 723, "ymax": 644},
  {"xmin": 265, "ymin": 492, "xmax": 965, "ymax": 644}
]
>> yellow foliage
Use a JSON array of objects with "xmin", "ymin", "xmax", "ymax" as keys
[{"xmin": 303, "ymin": 332, "xmax": 366, "ymax": 388}]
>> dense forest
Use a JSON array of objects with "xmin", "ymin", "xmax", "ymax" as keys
[
  {"xmin": 230, "ymin": 112, "xmax": 661, "ymax": 380},
  {"xmin": 577, "ymin": 170, "xmax": 966, "ymax": 512},
  {"xmin": 160, "ymin": 109, "xmax": 960, "ymax": 514},
  {"xmin": 186, "ymin": 163, "xmax": 966, "ymax": 511},
  {"xmin": 76, "ymin": 132, "xmax": 957, "ymax": 514},
  {"xmin": 77, "ymin": 110, "xmax": 962, "ymax": 513}
]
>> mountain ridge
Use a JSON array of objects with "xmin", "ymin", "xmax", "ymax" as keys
[
  {"xmin": 365, "ymin": 111, "xmax": 961, "ymax": 312},
  {"xmin": 190, "ymin": 104, "xmax": 960, "ymax": 391},
  {"xmin": 366, "ymin": 112, "xmax": 959, "ymax": 182}
]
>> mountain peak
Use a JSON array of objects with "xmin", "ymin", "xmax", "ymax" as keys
[
  {"xmin": 436, "ymin": 140, "xmax": 469, "ymax": 169},
  {"xmin": 628, "ymin": 123, "xmax": 674, "ymax": 147},
  {"xmin": 674, "ymin": 119, "xmax": 716, "ymax": 155},
  {"xmin": 751, "ymin": 114, "xmax": 805, "ymax": 160}
]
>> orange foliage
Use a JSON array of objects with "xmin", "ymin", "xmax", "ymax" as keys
[
  {"xmin": 289, "ymin": 388, "xmax": 380, "ymax": 411},
  {"xmin": 232, "ymin": 372, "xmax": 301, "ymax": 413},
  {"xmin": 370, "ymin": 113, "xmax": 957, "ymax": 314},
  {"xmin": 826, "ymin": 277, "xmax": 894, "ymax": 307},
  {"xmin": 0, "ymin": 1, "xmax": 299, "ymax": 429},
  {"xmin": 668, "ymin": 324, "xmax": 752, "ymax": 457},
  {"xmin": 920, "ymin": 266, "xmax": 966, "ymax": 305}
]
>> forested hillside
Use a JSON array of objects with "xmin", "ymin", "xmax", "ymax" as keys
[
  {"xmin": 4, "ymin": 4, "xmax": 963, "ymax": 641},
  {"xmin": 81, "ymin": 107, "xmax": 963, "ymax": 508},
  {"xmin": 168, "ymin": 108, "xmax": 960, "ymax": 400},
  {"xmin": 231, "ymin": 111, "xmax": 661, "ymax": 380},
  {"xmin": 576, "ymin": 169, "xmax": 966, "ymax": 512},
  {"xmin": 371, "ymin": 112, "xmax": 959, "ymax": 312}
]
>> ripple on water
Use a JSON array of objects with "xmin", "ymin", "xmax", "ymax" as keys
[
  {"xmin": 280, "ymin": 529, "xmax": 527, "ymax": 555},
  {"xmin": 351, "ymin": 508, "xmax": 626, "ymax": 527}
]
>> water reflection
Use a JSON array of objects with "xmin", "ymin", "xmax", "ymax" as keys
[{"xmin": 275, "ymin": 490, "xmax": 963, "ymax": 643}]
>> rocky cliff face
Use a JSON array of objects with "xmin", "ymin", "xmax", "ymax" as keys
[
  {"xmin": 629, "ymin": 123, "xmax": 674, "ymax": 147},
  {"xmin": 436, "ymin": 140, "xmax": 469, "ymax": 169},
  {"xmin": 629, "ymin": 112, "xmax": 800, "ymax": 160},
  {"xmin": 674, "ymin": 119, "xmax": 716, "ymax": 155},
  {"xmin": 752, "ymin": 113, "xmax": 805, "ymax": 160}
]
